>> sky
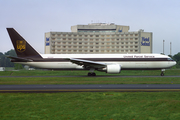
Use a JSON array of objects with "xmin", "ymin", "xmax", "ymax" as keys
[{"xmin": 0, "ymin": 0, "xmax": 180, "ymax": 55}]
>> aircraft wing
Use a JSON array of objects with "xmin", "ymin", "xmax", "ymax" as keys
[
  {"xmin": 7, "ymin": 56, "xmax": 33, "ymax": 62},
  {"xmin": 69, "ymin": 58, "xmax": 106, "ymax": 69}
]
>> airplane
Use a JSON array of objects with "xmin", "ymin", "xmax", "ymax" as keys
[{"xmin": 6, "ymin": 28, "xmax": 176, "ymax": 76}]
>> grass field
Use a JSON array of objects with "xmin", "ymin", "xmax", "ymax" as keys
[
  {"xmin": 1, "ymin": 92, "xmax": 180, "ymax": 120},
  {"xmin": 0, "ymin": 70, "xmax": 180, "ymax": 120},
  {"xmin": 0, "ymin": 69, "xmax": 180, "ymax": 85},
  {"xmin": 1, "ymin": 69, "xmax": 180, "ymax": 76}
]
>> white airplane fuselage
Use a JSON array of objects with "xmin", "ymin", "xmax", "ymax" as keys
[{"xmin": 15, "ymin": 54, "xmax": 176, "ymax": 70}]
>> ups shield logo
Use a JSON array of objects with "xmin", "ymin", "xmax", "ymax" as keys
[{"xmin": 17, "ymin": 40, "xmax": 26, "ymax": 52}]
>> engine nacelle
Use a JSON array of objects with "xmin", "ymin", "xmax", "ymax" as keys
[{"xmin": 106, "ymin": 64, "xmax": 121, "ymax": 74}]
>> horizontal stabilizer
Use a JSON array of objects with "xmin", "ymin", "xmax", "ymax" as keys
[{"xmin": 7, "ymin": 56, "xmax": 33, "ymax": 62}]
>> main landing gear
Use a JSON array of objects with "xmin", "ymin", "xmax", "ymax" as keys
[
  {"xmin": 88, "ymin": 72, "xmax": 96, "ymax": 76},
  {"xmin": 87, "ymin": 68, "xmax": 96, "ymax": 76},
  {"xmin": 161, "ymin": 69, "xmax": 165, "ymax": 76}
]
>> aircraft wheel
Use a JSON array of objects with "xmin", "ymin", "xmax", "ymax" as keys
[
  {"xmin": 161, "ymin": 72, "xmax": 164, "ymax": 76},
  {"xmin": 87, "ymin": 72, "xmax": 96, "ymax": 76},
  {"xmin": 88, "ymin": 72, "xmax": 91, "ymax": 76},
  {"xmin": 92, "ymin": 73, "xmax": 96, "ymax": 76}
]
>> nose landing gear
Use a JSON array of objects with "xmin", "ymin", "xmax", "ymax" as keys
[{"xmin": 161, "ymin": 69, "xmax": 165, "ymax": 76}]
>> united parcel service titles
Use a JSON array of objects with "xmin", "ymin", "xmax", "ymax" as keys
[{"xmin": 123, "ymin": 55, "xmax": 155, "ymax": 58}]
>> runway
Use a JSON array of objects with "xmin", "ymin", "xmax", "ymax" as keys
[{"xmin": 1, "ymin": 84, "xmax": 180, "ymax": 92}]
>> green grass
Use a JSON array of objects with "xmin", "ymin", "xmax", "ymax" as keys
[
  {"xmin": 1, "ymin": 69, "xmax": 180, "ymax": 76},
  {"xmin": 1, "ymin": 92, "xmax": 180, "ymax": 120},
  {"xmin": 0, "ymin": 77, "xmax": 180, "ymax": 85},
  {"xmin": 0, "ymin": 70, "xmax": 180, "ymax": 119},
  {"xmin": 0, "ymin": 69, "xmax": 180, "ymax": 85}
]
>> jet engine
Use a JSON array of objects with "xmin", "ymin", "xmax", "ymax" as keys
[{"xmin": 106, "ymin": 64, "xmax": 121, "ymax": 74}]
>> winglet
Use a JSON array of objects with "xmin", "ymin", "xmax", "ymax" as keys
[{"xmin": 6, "ymin": 28, "xmax": 42, "ymax": 59}]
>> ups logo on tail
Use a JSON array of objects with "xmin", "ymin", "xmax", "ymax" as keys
[{"xmin": 17, "ymin": 40, "xmax": 26, "ymax": 52}]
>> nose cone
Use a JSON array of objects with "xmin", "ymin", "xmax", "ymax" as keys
[{"xmin": 171, "ymin": 61, "xmax": 177, "ymax": 67}]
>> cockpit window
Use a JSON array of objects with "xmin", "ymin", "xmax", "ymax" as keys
[{"xmin": 167, "ymin": 58, "xmax": 174, "ymax": 61}]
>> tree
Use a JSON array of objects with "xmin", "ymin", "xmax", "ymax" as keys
[
  {"xmin": 173, "ymin": 52, "xmax": 180, "ymax": 68},
  {"xmin": 0, "ymin": 49, "xmax": 17, "ymax": 67}
]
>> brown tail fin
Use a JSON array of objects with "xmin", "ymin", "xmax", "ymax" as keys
[{"xmin": 6, "ymin": 28, "xmax": 42, "ymax": 59}]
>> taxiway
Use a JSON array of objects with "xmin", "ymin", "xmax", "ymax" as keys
[{"xmin": 1, "ymin": 84, "xmax": 180, "ymax": 92}]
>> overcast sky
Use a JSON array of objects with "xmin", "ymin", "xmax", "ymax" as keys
[{"xmin": 0, "ymin": 0, "xmax": 180, "ymax": 55}]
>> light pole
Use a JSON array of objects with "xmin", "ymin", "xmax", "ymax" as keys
[
  {"xmin": 163, "ymin": 40, "xmax": 165, "ymax": 54},
  {"xmin": 170, "ymin": 42, "xmax": 172, "ymax": 56}
]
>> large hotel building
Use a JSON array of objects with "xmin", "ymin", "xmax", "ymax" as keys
[{"xmin": 45, "ymin": 23, "xmax": 152, "ymax": 54}]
